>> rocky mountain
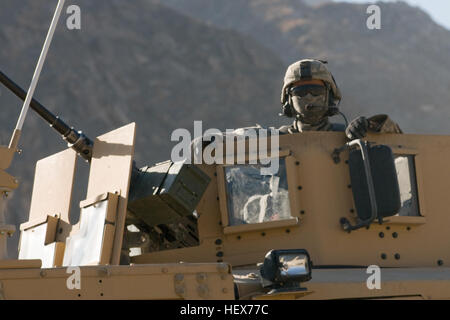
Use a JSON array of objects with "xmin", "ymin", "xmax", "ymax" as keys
[
  {"xmin": 163, "ymin": 0, "xmax": 450, "ymax": 131},
  {"xmin": 1, "ymin": 0, "xmax": 450, "ymax": 256},
  {"xmin": 0, "ymin": 0, "xmax": 284, "ymax": 255}
]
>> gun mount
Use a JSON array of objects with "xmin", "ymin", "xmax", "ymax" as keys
[{"xmin": 0, "ymin": 73, "xmax": 211, "ymax": 266}]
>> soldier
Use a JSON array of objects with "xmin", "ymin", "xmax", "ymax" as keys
[{"xmin": 279, "ymin": 59, "xmax": 402, "ymax": 139}]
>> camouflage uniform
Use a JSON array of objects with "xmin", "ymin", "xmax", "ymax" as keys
[
  {"xmin": 366, "ymin": 114, "xmax": 403, "ymax": 134},
  {"xmin": 279, "ymin": 118, "xmax": 343, "ymax": 134},
  {"xmin": 279, "ymin": 114, "xmax": 403, "ymax": 135},
  {"xmin": 279, "ymin": 59, "xmax": 402, "ymax": 137}
]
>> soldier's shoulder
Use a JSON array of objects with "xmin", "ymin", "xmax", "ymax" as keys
[
  {"xmin": 330, "ymin": 122, "xmax": 346, "ymax": 132},
  {"xmin": 367, "ymin": 114, "xmax": 402, "ymax": 134},
  {"xmin": 278, "ymin": 124, "xmax": 296, "ymax": 135}
]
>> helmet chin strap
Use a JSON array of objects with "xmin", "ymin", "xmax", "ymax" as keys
[
  {"xmin": 295, "ymin": 112, "xmax": 329, "ymax": 128},
  {"xmin": 294, "ymin": 118, "xmax": 329, "ymax": 132}
]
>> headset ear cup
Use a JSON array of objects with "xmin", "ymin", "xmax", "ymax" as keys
[
  {"xmin": 328, "ymin": 90, "xmax": 335, "ymax": 107},
  {"xmin": 281, "ymin": 89, "xmax": 295, "ymax": 118},
  {"xmin": 326, "ymin": 90, "xmax": 340, "ymax": 117},
  {"xmin": 282, "ymin": 101, "xmax": 294, "ymax": 118}
]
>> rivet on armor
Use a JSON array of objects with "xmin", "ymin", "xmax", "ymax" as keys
[
  {"xmin": 175, "ymin": 286, "xmax": 185, "ymax": 296},
  {"xmin": 174, "ymin": 274, "xmax": 184, "ymax": 282},
  {"xmin": 197, "ymin": 284, "xmax": 209, "ymax": 298},
  {"xmin": 217, "ymin": 263, "xmax": 229, "ymax": 274},
  {"xmin": 196, "ymin": 273, "xmax": 207, "ymax": 283},
  {"xmin": 98, "ymin": 267, "xmax": 111, "ymax": 277}
]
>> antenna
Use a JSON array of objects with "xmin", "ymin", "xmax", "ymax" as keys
[
  {"xmin": 9, "ymin": 0, "xmax": 66, "ymax": 150},
  {"xmin": 0, "ymin": 70, "xmax": 93, "ymax": 161}
]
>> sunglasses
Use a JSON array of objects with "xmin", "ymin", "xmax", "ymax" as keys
[{"xmin": 289, "ymin": 85, "xmax": 327, "ymax": 97}]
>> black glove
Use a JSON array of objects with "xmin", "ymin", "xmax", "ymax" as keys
[{"xmin": 345, "ymin": 116, "xmax": 369, "ymax": 140}]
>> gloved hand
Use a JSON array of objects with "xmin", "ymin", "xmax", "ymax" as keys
[{"xmin": 345, "ymin": 116, "xmax": 369, "ymax": 140}]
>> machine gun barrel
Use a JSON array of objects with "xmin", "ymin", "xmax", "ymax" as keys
[{"xmin": 0, "ymin": 70, "xmax": 93, "ymax": 161}]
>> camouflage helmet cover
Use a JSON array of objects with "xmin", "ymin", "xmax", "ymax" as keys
[{"xmin": 281, "ymin": 59, "xmax": 342, "ymax": 106}]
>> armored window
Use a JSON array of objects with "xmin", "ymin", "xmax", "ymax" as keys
[
  {"xmin": 394, "ymin": 155, "xmax": 420, "ymax": 217},
  {"xmin": 223, "ymin": 158, "xmax": 292, "ymax": 226}
]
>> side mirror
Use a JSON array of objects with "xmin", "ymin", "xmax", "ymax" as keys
[{"xmin": 333, "ymin": 140, "xmax": 401, "ymax": 232}]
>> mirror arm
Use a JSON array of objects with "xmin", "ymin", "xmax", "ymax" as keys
[{"xmin": 336, "ymin": 139, "xmax": 379, "ymax": 233}]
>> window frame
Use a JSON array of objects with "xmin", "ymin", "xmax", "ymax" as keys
[
  {"xmin": 216, "ymin": 150, "xmax": 301, "ymax": 234},
  {"xmin": 383, "ymin": 147, "xmax": 426, "ymax": 225}
]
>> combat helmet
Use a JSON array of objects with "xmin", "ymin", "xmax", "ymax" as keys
[{"xmin": 280, "ymin": 59, "xmax": 342, "ymax": 117}]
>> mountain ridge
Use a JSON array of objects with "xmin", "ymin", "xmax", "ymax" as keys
[
  {"xmin": 0, "ymin": 0, "xmax": 284, "ymax": 255},
  {"xmin": 1, "ymin": 0, "xmax": 449, "ymax": 256},
  {"xmin": 163, "ymin": 0, "xmax": 450, "ymax": 132}
]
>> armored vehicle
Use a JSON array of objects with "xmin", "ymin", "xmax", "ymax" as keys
[{"xmin": 1, "ymin": 1, "xmax": 450, "ymax": 300}]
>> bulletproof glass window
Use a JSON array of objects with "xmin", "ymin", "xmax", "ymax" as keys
[
  {"xmin": 394, "ymin": 155, "xmax": 420, "ymax": 216},
  {"xmin": 224, "ymin": 159, "xmax": 292, "ymax": 226}
]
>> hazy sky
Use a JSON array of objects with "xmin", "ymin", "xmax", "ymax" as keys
[{"xmin": 334, "ymin": 0, "xmax": 450, "ymax": 30}]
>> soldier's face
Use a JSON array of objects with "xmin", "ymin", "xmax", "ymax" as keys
[{"xmin": 290, "ymin": 80, "xmax": 328, "ymax": 125}]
